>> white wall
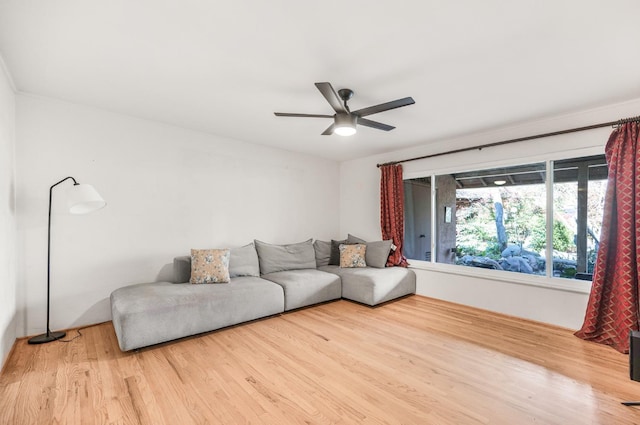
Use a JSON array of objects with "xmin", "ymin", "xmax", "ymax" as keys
[
  {"xmin": 15, "ymin": 94, "xmax": 340, "ymax": 338},
  {"xmin": 340, "ymin": 98, "xmax": 640, "ymax": 329},
  {"xmin": 0, "ymin": 60, "xmax": 17, "ymax": 367}
]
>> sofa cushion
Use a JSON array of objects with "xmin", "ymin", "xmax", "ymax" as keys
[
  {"xmin": 229, "ymin": 242, "xmax": 260, "ymax": 278},
  {"xmin": 339, "ymin": 243, "xmax": 367, "ymax": 268},
  {"xmin": 319, "ymin": 265, "xmax": 416, "ymax": 306},
  {"xmin": 254, "ymin": 239, "xmax": 316, "ymax": 274},
  {"xmin": 313, "ymin": 240, "xmax": 331, "ymax": 267},
  {"xmin": 174, "ymin": 256, "xmax": 192, "ymax": 283},
  {"xmin": 261, "ymin": 269, "xmax": 341, "ymax": 311},
  {"xmin": 190, "ymin": 248, "xmax": 230, "ymax": 284},
  {"xmin": 347, "ymin": 234, "xmax": 366, "ymax": 244},
  {"xmin": 347, "ymin": 234, "xmax": 393, "ymax": 269},
  {"xmin": 329, "ymin": 239, "xmax": 348, "ymax": 266},
  {"xmin": 110, "ymin": 277, "xmax": 285, "ymax": 351},
  {"xmin": 362, "ymin": 240, "xmax": 393, "ymax": 268}
]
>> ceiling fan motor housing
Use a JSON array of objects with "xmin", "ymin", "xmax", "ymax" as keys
[{"xmin": 335, "ymin": 113, "xmax": 357, "ymax": 127}]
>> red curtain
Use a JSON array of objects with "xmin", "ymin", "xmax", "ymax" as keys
[
  {"xmin": 575, "ymin": 122, "xmax": 640, "ymax": 353},
  {"xmin": 380, "ymin": 164, "xmax": 408, "ymax": 267}
]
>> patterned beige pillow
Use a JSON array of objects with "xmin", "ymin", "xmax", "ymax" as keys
[
  {"xmin": 339, "ymin": 244, "xmax": 367, "ymax": 268},
  {"xmin": 190, "ymin": 248, "xmax": 230, "ymax": 284}
]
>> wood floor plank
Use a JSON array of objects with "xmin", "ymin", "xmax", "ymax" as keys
[{"xmin": 2, "ymin": 296, "xmax": 640, "ymax": 424}]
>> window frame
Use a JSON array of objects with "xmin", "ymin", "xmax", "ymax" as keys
[{"xmin": 403, "ymin": 145, "xmax": 604, "ymax": 294}]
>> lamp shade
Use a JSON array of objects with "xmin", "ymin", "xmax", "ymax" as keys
[{"xmin": 66, "ymin": 184, "xmax": 106, "ymax": 214}]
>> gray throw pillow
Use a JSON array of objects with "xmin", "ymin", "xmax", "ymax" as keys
[
  {"xmin": 254, "ymin": 239, "xmax": 316, "ymax": 274},
  {"xmin": 347, "ymin": 234, "xmax": 367, "ymax": 244},
  {"xmin": 364, "ymin": 240, "xmax": 393, "ymax": 268},
  {"xmin": 173, "ymin": 256, "xmax": 191, "ymax": 283},
  {"xmin": 329, "ymin": 239, "xmax": 348, "ymax": 266},
  {"xmin": 346, "ymin": 234, "xmax": 392, "ymax": 268},
  {"xmin": 229, "ymin": 242, "xmax": 260, "ymax": 278},
  {"xmin": 313, "ymin": 240, "xmax": 331, "ymax": 267}
]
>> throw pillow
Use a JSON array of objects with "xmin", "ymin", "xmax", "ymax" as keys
[
  {"xmin": 313, "ymin": 240, "xmax": 331, "ymax": 267},
  {"xmin": 190, "ymin": 248, "xmax": 230, "ymax": 284},
  {"xmin": 229, "ymin": 242, "xmax": 260, "ymax": 278},
  {"xmin": 346, "ymin": 234, "xmax": 393, "ymax": 268},
  {"xmin": 364, "ymin": 240, "xmax": 393, "ymax": 268},
  {"xmin": 329, "ymin": 239, "xmax": 348, "ymax": 265},
  {"xmin": 254, "ymin": 239, "xmax": 316, "ymax": 274},
  {"xmin": 173, "ymin": 256, "xmax": 191, "ymax": 283},
  {"xmin": 339, "ymin": 244, "xmax": 367, "ymax": 268},
  {"xmin": 347, "ymin": 233, "xmax": 367, "ymax": 244}
]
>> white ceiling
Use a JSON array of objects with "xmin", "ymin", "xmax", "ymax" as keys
[{"xmin": 1, "ymin": 0, "xmax": 639, "ymax": 161}]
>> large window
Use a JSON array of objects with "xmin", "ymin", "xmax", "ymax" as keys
[{"xmin": 403, "ymin": 155, "xmax": 608, "ymax": 282}]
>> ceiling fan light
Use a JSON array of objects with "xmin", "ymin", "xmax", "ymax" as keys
[
  {"xmin": 334, "ymin": 126, "xmax": 356, "ymax": 136},
  {"xmin": 334, "ymin": 114, "xmax": 357, "ymax": 137}
]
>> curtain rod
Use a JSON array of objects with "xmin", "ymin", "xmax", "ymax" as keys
[{"xmin": 376, "ymin": 115, "xmax": 640, "ymax": 168}]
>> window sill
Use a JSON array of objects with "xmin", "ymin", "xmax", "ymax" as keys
[{"xmin": 407, "ymin": 260, "xmax": 592, "ymax": 295}]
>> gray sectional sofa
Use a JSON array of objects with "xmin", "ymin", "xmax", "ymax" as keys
[{"xmin": 110, "ymin": 236, "xmax": 416, "ymax": 351}]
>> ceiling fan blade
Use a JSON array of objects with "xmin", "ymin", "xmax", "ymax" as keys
[
  {"xmin": 274, "ymin": 112, "xmax": 333, "ymax": 118},
  {"xmin": 315, "ymin": 82, "xmax": 348, "ymax": 114},
  {"xmin": 358, "ymin": 118, "xmax": 395, "ymax": 131},
  {"xmin": 352, "ymin": 97, "xmax": 415, "ymax": 117},
  {"xmin": 321, "ymin": 123, "xmax": 335, "ymax": 135}
]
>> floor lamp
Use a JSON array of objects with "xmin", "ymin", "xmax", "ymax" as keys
[{"xmin": 28, "ymin": 176, "xmax": 106, "ymax": 344}]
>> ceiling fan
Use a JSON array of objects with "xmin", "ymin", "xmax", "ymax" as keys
[{"xmin": 274, "ymin": 82, "xmax": 415, "ymax": 136}]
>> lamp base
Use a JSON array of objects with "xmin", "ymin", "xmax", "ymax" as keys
[{"xmin": 28, "ymin": 331, "xmax": 66, "ymax": 344}]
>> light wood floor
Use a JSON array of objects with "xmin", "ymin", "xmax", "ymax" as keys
[{"xmin": 2, "ymin": 296, "xmax": 640, "ymax": 424}]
